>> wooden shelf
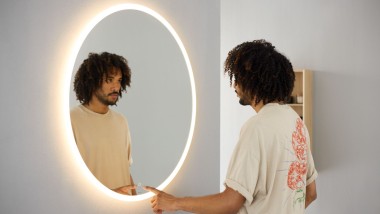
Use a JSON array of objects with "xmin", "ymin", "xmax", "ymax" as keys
[{"xmin": 289, "ymin": 69, "xmax": 313, "ymax": 147}]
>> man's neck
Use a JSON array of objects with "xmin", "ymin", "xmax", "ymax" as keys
[
  {"xmin": 84, "ymin": 100, "xmax": 109, "ymax": 114},
  {"xmin": 252, "ymin": 101, "xmax": 280, "ymax": 113},
  {"xmin": 251, "ymin": 101, "xmax": 264, "ymax": 113}
]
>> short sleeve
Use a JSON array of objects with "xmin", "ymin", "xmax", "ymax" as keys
[{"xmin": 224, "ymin": 123, "xmax": 260, "ymax": 204}]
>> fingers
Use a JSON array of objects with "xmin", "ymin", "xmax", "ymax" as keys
[
  {"xmin": 113, "ymin": 185, "xmax": 137, "ymax": 195},
  {"xmin": 121, "ymin": 185, "xmax": 136, "ymax": 192},
  {"xmin": 144, "ymin": 186, "xmax": 160, "ymax": 194},
  {"xmin": 151, "ymin": 196, "xmax": 161, "ymax": 213},
  {"xmin": 145, "ymin": 186, "xmax": 168, "ymax": 213},
  {"xmin": 150, "ymin": 195, "xmax": 157, "ymax": 205},
  {"xmin": 154, "ymin": 209, "xmax": 162, "ymax": 214},
  {"xmin": 128, "ymin": 185, "xmax": 137, "ymax": 189},
  {"xmin": 152, "ymin": 200, "xmax": 162, "ymax": 213}
]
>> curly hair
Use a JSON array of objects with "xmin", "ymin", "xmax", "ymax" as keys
[
  {"xmin": 73, "ymin": 52, "xmax": 131, "ymax": 105},
  {"xmin": 224, "ymin": 39, "xmax": 295, "ymax": 106}
]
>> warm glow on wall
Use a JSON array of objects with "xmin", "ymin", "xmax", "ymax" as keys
[{"xmin": 63, "ymin": 3, "xmax": 196, "ymax": 201}]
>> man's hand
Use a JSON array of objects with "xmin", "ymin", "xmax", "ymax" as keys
[
  {"xmin": 144, "ymin": 186, "xmax": 178, "ymax": 213},
  {"xmin": 113, "ymin": 185, "xmax": 136, "ymax": 195},
  {"xmin": 145, "ymin": 186, "xmax": 245, "ymax": 214}
]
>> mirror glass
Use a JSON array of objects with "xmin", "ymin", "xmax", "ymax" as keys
[{"xmin": 69, "ymin": 6, "xmax": 194, "ymax": 197}]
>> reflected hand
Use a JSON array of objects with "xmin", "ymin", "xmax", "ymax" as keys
[
  {"xmin": 144, "ymin": 186, "xmax": 178, "ymax": 213},
  {"xmin": 113, "ymin": 185, "xmax": 136, "ymax": 195}
]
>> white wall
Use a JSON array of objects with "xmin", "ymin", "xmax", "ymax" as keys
[
  {"xmin": 0, "ymin": 0, "xmax": 220, "ymax": 213},
  {"xmin": 2, "ymin": 0, "xmax": 379, "ymax": 213},
  {"xmin": 220, "ymin": 0, "xmax": 380, "ymax": 213}
]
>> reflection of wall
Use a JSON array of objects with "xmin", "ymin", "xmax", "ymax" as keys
[
  {"xmin": 0, "ymin": 1, "xmax": 220, "ymax": 213},
  {"xmin": 220, "ymin": 1, "xmax": 380, "ymax": 213}
]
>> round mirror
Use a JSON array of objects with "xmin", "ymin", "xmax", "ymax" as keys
[{"xmin": 68, "ymin": 4, "xmax": 195, "ymax": 201}]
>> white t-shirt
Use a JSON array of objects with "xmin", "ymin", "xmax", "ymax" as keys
[
  {"xmin": 225, "ymin": 103, "xmax": 318, "ymax": 214},
  {"xmin": 70, "ymin": 105, "xmax": 133, "ymax": 190}
]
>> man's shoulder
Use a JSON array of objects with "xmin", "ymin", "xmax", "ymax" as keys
[
  {"xmin": 70, "ymin": 105, "xmax": 81, "ymax": 114},
  {"xmin": 70, "ymin": 105, "xmax": 85, "ymax": 116},
  {"xmin": 242, "ymin": 114, "xmax": 264, "ymax": 129},
  {"xmin": 70, "ymin": 105, "xmax": 88, "ymax": 124}
]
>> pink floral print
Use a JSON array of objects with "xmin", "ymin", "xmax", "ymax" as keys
[{"xmin": 287, "ymin": 118, "xmax": 307, "ymax": 205}]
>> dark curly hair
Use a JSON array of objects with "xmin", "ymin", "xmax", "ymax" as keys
[
  {"xmin": 73, "ymin": 52, "xmax": 131, "ymax": 105},
  {"xmin": 224, "ymin": 39, "xmax": 295, "ymax": 106}
]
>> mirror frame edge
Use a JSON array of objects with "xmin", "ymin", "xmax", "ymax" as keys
[{"xmin": 64, "ymin": 3, "xmax": 196, "ymax": 202}]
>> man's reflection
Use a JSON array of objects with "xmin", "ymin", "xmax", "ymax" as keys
[{"xmin": 70, "ymin": 52, "xmax": 136, "ymax": 195}]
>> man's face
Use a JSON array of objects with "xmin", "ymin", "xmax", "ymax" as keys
[
  {"xmin": 93, "ymin": 68, "xmax": 122, "ymax": 106},
  {"xmin": 234, "ymin": 82, "xmax": 251, "ymax": 106}
]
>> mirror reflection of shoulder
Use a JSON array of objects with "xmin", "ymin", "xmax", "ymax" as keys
[{"xmin": 70, "ymin": 52, "xmax": 136, "ymax": 195}]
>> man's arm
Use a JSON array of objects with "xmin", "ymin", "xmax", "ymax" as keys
[
  {"xmin": 145, "ymin": 186, "xmax": 245, "ymax": 214},
  {"xmin": 305, "ymin": 180, "xmax": 317, "ymax": 208}
]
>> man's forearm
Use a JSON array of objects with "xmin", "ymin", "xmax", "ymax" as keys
[{"xmin": 175, "ymin": 188, "xmax": 245, "ymax": 214}]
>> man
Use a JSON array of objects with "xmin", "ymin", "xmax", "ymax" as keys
[
  {"xmin": 71, "ymin": 52, "xmax": 136, "ymax": 195},
  {"xmin": 145, "ymin": 40, "xmax": 317, "ymax": 213}
]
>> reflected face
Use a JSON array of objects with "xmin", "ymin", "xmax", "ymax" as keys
[
  {"xmin": 93, "ymin": 68, "xmax": 122, "ymax": 106},
  {"xmin": 234, "ymin": 82, "xmax": 251, "ymax": 106}
]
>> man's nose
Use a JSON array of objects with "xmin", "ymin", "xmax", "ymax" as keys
[{"xmin": 111, "ymin": 81, "xmax": 121, "ymax": 90}]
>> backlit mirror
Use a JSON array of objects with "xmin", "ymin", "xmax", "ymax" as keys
[{"xmin": 68, "ymin": 4, "xmax": 195, "ymax": 201}]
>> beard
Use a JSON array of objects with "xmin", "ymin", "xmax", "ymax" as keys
[
  {"xmin": 239, "ymin": 97, "xmax": 251, "ymax": 106},
  {"xmin": 95, "ymin": 91, "xmax": 119, "ymax": 106},
  {"xmin": 235, "ymin": 90, "xmax": 251, "ymax": 106}
]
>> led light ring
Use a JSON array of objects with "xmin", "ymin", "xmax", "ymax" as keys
[{"xmin": 64, "ymin": 3, "xmax": 196, "ymax": 201}]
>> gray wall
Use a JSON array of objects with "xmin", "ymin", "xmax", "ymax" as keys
[
  {"xmin": 0, "ymin": 0, "xmax": 220, "ymax": 213},
  {"xmin": 221, "ymin": 0, "xmax": 380, "ymax": 213},
  {"xmin": 2, "ymin": 0, "xmax": 379, "ymax": 213}
]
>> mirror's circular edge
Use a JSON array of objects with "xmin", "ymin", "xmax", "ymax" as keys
[{"xmin": 65, "ymin": 3, "xmax": 196, "ymax": 202}]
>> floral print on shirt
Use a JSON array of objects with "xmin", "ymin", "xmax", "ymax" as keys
[{"xmin": 287, "ymin": 118, "xmax": 307, "ymax": 206}]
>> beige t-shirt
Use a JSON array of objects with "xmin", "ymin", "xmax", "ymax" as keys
[
  {"xmin": 225, "ymin": 103, "xmax": 318, "ymax": 214},
  {"xmin": 70, "ymin": 105, "xmax": 133, "ymax": 190}
]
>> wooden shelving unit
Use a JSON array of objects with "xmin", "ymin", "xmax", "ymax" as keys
[{"xmin": 288, "ymin": 69, "xmax": 313, "ymax": 147}]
